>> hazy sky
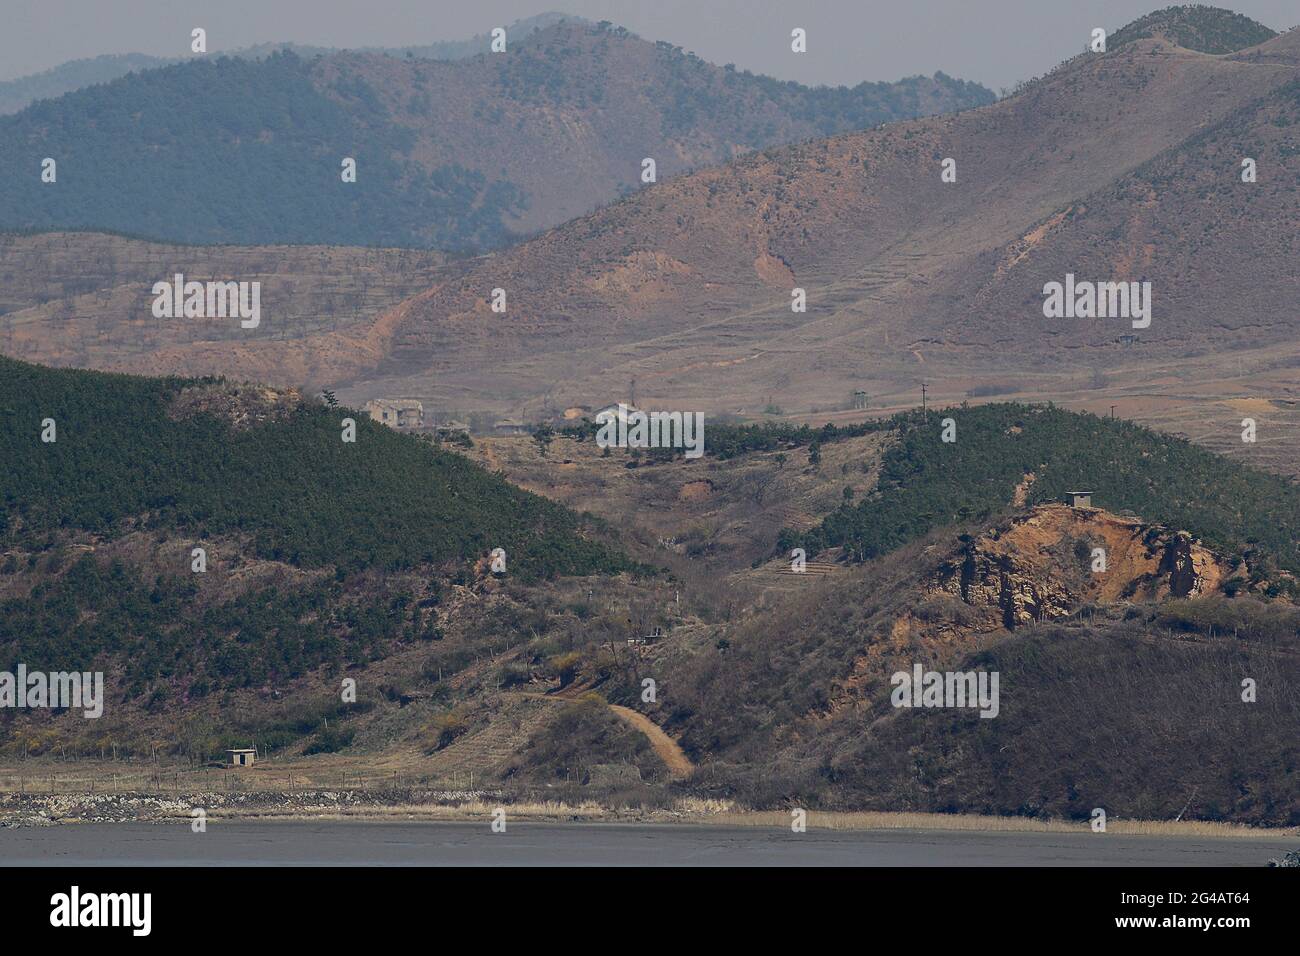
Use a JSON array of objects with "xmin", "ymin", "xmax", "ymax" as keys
[{"xmin": 5, "ymin": 1, "xmax": 1297, "ymax": 91}]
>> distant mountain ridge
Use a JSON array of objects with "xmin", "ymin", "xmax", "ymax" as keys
[
  {"xmin": 0, "ymin": 19, "xmax": 994, "ymax": 249},
  {"xmin": 283, "ymin": 6, "xmax": 1292, "ymax": 469},
  {"xmin": 0, "ymin": 12, "xmax": 579, "ymax": 115},
  {"xmin": 3, "ymin": 7, "xmax": 1296, "ymax": 479}
]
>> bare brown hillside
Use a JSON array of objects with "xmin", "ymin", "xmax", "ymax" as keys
[
  {"xmin": 459, "ymin": 430, "xmax": 890, "ymax": 575},
  {"xmin": 3, "ymin": 14, "xmax": 1296, "ymax": 476},
  {"xmin": 0, "ymin": 232, "xmax": 452, "ymax": 378},
  {"xmin": 928, "ymin": 504, "xmax": 1238, "ymax": 628},
  {"xmin": 341, "ymin": 23, "xmax": 1298, "ymax": 471}
]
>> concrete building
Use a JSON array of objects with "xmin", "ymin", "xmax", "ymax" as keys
[
  {"xmin": 1067, "ymin": 491, "xmax": 1093, "ymax": 509},
  {"xmin": 365, "ymin": 399, "xmax": 423, "ymax": 429},
  {"xmin": 493, "ymin": 418, "xmax": 529, "ymax": 435},
  {"xmin": 226, "ymin": 748, "xmax": 256, "ymax": 767}
]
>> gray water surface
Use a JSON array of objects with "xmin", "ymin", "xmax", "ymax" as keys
[{"xmin": 1, "ymin": 821, "xmax": 1291, "ymax": 866}]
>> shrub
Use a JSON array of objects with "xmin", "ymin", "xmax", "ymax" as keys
[
  {"xmin": 421, "ymin": 710, "xmax": 468, "ymax": 753},
  {"xmin": 303, "ymin": 724, "xmax": 355, "ymax": 755}
]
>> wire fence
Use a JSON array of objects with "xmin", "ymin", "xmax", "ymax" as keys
[{"xmin": 0, "ymin": 766, "xmax": 487, "ymax": 795}]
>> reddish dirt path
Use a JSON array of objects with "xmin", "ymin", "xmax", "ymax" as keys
[
  {"xmin": 516, "ymin": 688, "xmax": 693, "ymax": 779},
  {"xmin": 607, "ymin": 704, "xmax": 693, "ymax": 780}
]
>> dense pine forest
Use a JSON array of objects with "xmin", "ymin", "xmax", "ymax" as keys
[{"xmin": 0, "ymin": 357, "xmax": 623, "ymax": 576}]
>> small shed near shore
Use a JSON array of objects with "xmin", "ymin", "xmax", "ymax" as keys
[{"xmin": 226, "ymin": 748, "xmax": 256, "ymax": 767}]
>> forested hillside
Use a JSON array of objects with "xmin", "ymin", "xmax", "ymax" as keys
[
  {"xmin": 0, "ymin": 357, "xmax": 622, "ymax": 575},
  {"xmin": 0, "ymin": 357, "xmax": 631, "ymax": 702},
  {"xmin": 0, "ymin": 52, "xmax": 520, "ymax": 250},
  {"xmin": 657, "ymin": 581, "xmax": 1300, "ymax": 823},
  {"xmin": 1108, "ymin": 3, "xmax": 1277, "ymax": 52},
  {"xmin": 785, "ymin": 404, "xmax": 1300, "ymax": 586},
  {"xmin": 0, "ymin": 13, "xmax": 578, "ymax": 115}
]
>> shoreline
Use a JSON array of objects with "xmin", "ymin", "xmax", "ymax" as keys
[{"xmin": 2, "ymin": 790, "xmax": 1296, "ymax": 839}]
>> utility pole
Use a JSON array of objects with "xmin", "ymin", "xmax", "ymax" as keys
[
  {"xmin": 921, "ymin": 383, "xmax": 928, "ymax": 417},
  {"xmin": 1110, "ymin": 405, "xmax": 1117, "ymax": 420}
]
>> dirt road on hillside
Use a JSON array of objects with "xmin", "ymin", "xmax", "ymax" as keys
[{"xmin": 607, "ymin": 705, "xmax": 693, "ymax": 780}]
